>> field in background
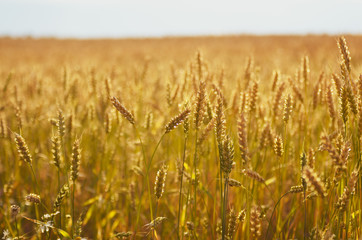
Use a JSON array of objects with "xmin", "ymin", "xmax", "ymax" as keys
[{"xmin": 0, "ymin": 35, "xmax": 362, "ymax": 239}]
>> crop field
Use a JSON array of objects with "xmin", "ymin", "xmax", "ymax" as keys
[{"xmin": 0, "ymin": 35, "xmax": 362, "ymax": 239}]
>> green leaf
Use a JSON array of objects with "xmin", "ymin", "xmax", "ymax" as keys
[{"xmin": 56, "ymin": 228, "xmax": 71, "ymax": 238}]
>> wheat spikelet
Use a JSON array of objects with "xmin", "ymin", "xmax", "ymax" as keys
[
  {"xmin": 250, "ymin": 207, "xmax": 262, "ymax": 239},
  {"xmin": 111, "ymin": 96, "xmax": 135, "ymax": 124},
  {"xmin": 194, "ymin": 81, "xmax": 206, "ymax": 130},
  {"xmin": 242, "ymin": 169, "xmax": 265, "ymax": 183},
  {"xmin": 228, "ymin": 178, "xmax": 242, "ymax": 187},
  {"xmin": 74, "ymin": 209, "xmax": 87, "ymax": 238},
  {"xmin": 238, "ymin": 111, "xmax": 249, "ymax": 166},
  {"xmin": 70, "ymin": 138, "xmax": 81, "ymax": 182},
  {"xmin": 337, "ymin": 36, "xmax": 351, "ymax": 73},
  {"xmin": 198, "ymin": 117, "xmax": 215, "ymax": 145},
  {"xmin": 319, "ymin": 136, "xmax": 348, "ymax": 183},
  {"xmin": 215, "ymin": 93, "xmax": 226, "ymax": 147},
  {"xmin": 154, "ymin": 165, "xmax": 168, "ymax": 199},
  {"xmin": 213, "ymin": 84, "xmax": 227, "ymax": 107},
  {"xmin": 303, "ymin": 166, "xmax": 326, "ymax": 197},
  {"xmin": 166, "ymin": 82, "xmax": 172, "ymax": 107},
  {"xmin": 88, "ymin": 104, "xmax": 95, "ymax": 121},
  {"xmin": 218, "ymin": 67, "xmax": 225, "ymax": 90},
  {"xmin": 339, "ymin": 142, "xmax": 350, "ymax": 164},
  {"xmin": 114, "ymin": 231, "xmax": 133, "ymax": 239},
  {"xmin": 273, "ymin": 82, "xmax": 285, "ymax": 117},
  {"xmin": 319, "ymin": 77, "xmax": 328, "ymax": 105},
  {"xmin": 104, "ymin": 111, "xmax": 111, "ymax": 134},
  {"xmin": 326, "ymin": 85, "xmax": 336, "ymax": 120},
  {"xmin": 196, "ymin": 51, "xmax": 203, "ymax": 80},
  {"xmin": 346, "ymin": 85, "xmax": 358, "ymax": 115},
  {"xmin": 165, "ymin": 108, "xmax": 191, "ymax": 133},
  {"xmin": 239, "ymin": 91, "xmax": 248, "ymax": 114},
  {"xmin": 14, "ymin": 133, "xmax": 32, "ymax": 164},
  {"xmin": 216, "ymin": 218, "xmax": 223, "ymax": 237},
  {"xmin": 230, "ymin": 90, "xmax": 239, "ymax": 114},
  {"xmin": 259, "ymin": 123, "xmax": 273, "ymax": 149},
  {"xmin": 307, "ymin": 148, "xmax": 315, "ymax": 169},
  {"xmin": 340, "ymin": 85, "xmax": 349, "ymax": 124},
  {"xmin": 67, "ymin": 113, "xmax": 73, "ymax": 136},
  {"xmin": 15, "ymin": 105, "xmax": 22, "ymax": 131},
  {"xmin": 290, "ymin": 185, "xmax": 304, "ymax": 193},
  {"xmin": 51, "ymin": 135, "xmax": 61, "ymax": 168},
  {"xmin": 105, "ymin": 77, "xmax": 111, "ymax": 97},
  {"xmin": 290, "ymin": 80, "xmax": 304, "ymax": 103},
  {"xmin": 332, "ymin": 73, "xmax": 342, "ymax": 96},
  {"xmin": 274, "ymin": 135, "xmax": 283, "ymax": 157},
  {"xmin": 271, "ymin": 70, "xmax": 279, "ymax": 91},
  {"xmin": 244, "ymin": 57, "xmax": 252, "ymax": 89},
  {"xmin": 340, "ymin": 61, "xmax": 350, "ymax": 85},
  {"xmin": 171, "ymin": 84, "xmax": 180, "ymax": 104},
  {"xmin": 302, "ymin": 56, "xmax": 310, "ymax": 88},
  {"xmin": 313, "ymin": 81, "xmax": 321, "ymax": 109},
  {"xmin": 319, "ymin": 135, "xmax": 339, "ymax": 164},
  {"xmin": 221, "ymin": 135, "xmax": 235, "ymax": 176},
  {"xmin": 25, "ymin": 193, "xmax": 41, "ymax": 204},
  {"xmin": 283, "ymin": 94, "xmax": 293, "ymax": 124},
  {"xmin": 333, "ymin": 142, "xmax": 350, "ymax": 182},
  {"xmin": 89, "ymin": 68, "xmax": 97, "ymax": 94},
  {"xmin": 53, "ymin": 183, "xmax": 69, "ymax": 211},
  {"xmin": 57, "ymin": 109, "xmax": 65, "ymax": 138},
  {"xmin": 336, "ymin": 169, "xmax": 359, "ymax": 212},
  {"xmin": 335, "ymin": 133, "xmax": 344, "ymax": 152},
  {"xmin": 205, "ymin": 96, "xmax": 214, "ymax": 123},
  {"xmin": 144, "ymin": 111, "xmax": 153, "ymax": 130},
  {"xmin": 183, "ymin": 107, "xmax": 190, "ymax": 136},
  {"xmin": 248, "ymin": 80, "xmax": 258, "ymax": 113},
  {"xmin": 237, "ymin": 210, "xmax": 246, "ymax": 230},
  {"xmin": 144, "ymin": 217, "xmax": 167, "ymax": 230},
  {"xmin": 346, "ymin": 168, "xmax": 359, "ymax": 193},
  {"xmin": 227, "ymin": 208, "xmax": 238, "ymax": 239}
]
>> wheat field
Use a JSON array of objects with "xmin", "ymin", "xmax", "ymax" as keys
[{"xmin": 0, "ymin": 35, "xmax": 362, "ymax": 239}]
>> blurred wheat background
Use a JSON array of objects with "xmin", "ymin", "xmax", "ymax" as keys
[
  {"xmin": 1, "ymin": 0, "xmax": 362, "ymax": 239},
  {"xmin": 0, "ymin": 35, "xmax": 362, "ymax": 239}
]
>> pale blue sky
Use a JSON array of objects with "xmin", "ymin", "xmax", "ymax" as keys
[{"xmin": 0, "ymin": 0, "xmax": 361, "ymax": 38}]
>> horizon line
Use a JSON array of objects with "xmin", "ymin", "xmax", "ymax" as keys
[{"xmin": 1, "ymin": 32, "xmax": 362, "ymax": 41}]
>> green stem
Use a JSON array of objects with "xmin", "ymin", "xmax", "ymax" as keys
[
  {"xmin": 72, "ymin": 182, "xmax": 75, "ymax": 237},
  {"xmin": 177, "ymin": 136, "xmax": 187, "ymax": 240},
  {"xmin": 216, "ymin": 141, "xmax": 224, "ymax": 229},
  {"xmin": 57, "ymin": 169, "xmax": 62, "ymax": 229},
  {"xmin": 135, "ymin": 132, "xmax": 165, "ymax": 230},
  {"xmin": 193, "ymin": 130, "xmax": 199, "ymax": 223},
  {"xmin": 29, "ymin": 164, "xmax": 39, "ymax": 194},
  {"xmin": 221, "ymin": 176, "xmax": 229, "ymax": 240},
  {"xmin": 303, "ymin": 189, "xmax": 307, "ymax": 240},
  {"xmin": 29, "ymin": 164, "xmax": 40, "ymax": 222},
  {"xmin": 15, "ymin": 215, "xmax": 19, "ymax": 239},
  {"xmin": 266, "ymin": 191, "xmax": 290, "ymax": 240}
]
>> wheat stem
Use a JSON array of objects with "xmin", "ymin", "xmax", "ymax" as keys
[{"xmin": 177, "ymin": 136, "xmax": 187, "ymax": 240}]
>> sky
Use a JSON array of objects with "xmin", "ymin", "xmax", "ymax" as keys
[{"xmin": 0, "ymin": 0, "xmax": 361, "ymax": 38}]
